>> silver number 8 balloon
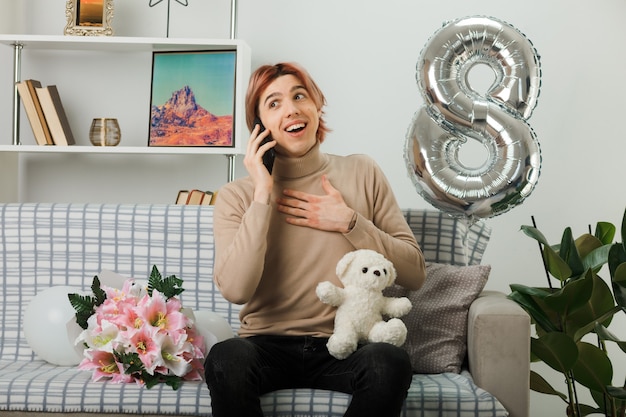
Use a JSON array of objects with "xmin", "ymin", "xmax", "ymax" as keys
[{"xmin": 405, "ymin": 16, "xmax": 542, "ymax": 221}]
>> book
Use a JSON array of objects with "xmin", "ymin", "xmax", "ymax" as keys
[
  {"xmin": 16, "ymin": 80, "xmax": 54, "ymax": 145},
  {"xmin": 186, "ymin": 189, "xmax": 206, "ymax": 205},
  {"xmin": 200, "ymin": 190, "xmax": 214, "ymax": 205},
  {"xmin": 206, "ymin": 190, "xmax": 218, "ymax": 205},
  {"xmin": 175, "ymin": 190, "xmax": 189, "ymax": 204},
  {"xmin": 34, "ymin": 85, "xmax": 75, "ymax": 146},
  {"xmin": 180, "ymin": 189, "xmax": 217, "ymax": 205}
]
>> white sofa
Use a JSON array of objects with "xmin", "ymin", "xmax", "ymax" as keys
[{"xmin": 0, "ymin": 203, "xmax": 530, "ymax": 417}]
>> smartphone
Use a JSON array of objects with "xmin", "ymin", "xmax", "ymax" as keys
[{"xmin": 254, "ymin": 116, "xmax": 275, "ymax": 174}]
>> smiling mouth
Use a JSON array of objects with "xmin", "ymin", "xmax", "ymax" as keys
[{"xmin": 286, "ymin": 123, "xmax": 306, "ymax": 133}]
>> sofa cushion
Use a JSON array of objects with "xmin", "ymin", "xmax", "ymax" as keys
[
  {"xmin": 385, "ymin": 262, "xmax": 491, "ymax": 374},
  {"xmin": 401, "ymin": 209, "xmax": 491, "ymax": 266}
]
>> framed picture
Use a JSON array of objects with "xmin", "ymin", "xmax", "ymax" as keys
[
  {"xmin": 149, "ymin": 50, "xmax": 238, "ymax": 147},
  {"xmin": 64, "ymin": 0, "xmax": 114, "ymax": 36}
]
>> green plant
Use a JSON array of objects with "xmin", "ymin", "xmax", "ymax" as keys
[{"xmin": 509, "ymin": 208, "xmax": 626, "ymax": 416}]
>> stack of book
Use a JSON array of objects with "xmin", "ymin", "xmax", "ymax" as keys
[
  {"xmin": 16, "ymin": 79, "xmax": 75, "ymax": 146},
  {"xmin": 175, "ymin": 189, "xmax": 217, "ymax": 205}
]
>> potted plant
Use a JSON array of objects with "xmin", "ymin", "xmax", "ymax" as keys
[{"xmin": 509, "ymin": 208, "xmax": 626, "ymax": 416}]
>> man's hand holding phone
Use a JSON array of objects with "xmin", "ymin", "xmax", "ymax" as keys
[
  {"xmin": 253, "ymin": 117, "xmax": 275, "ymax": 174},
  {"xmin": 244, "ymin": 118, "xmax": 276, "ymax": 205}
]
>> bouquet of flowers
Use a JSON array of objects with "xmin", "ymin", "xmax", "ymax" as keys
[{"xmin": 68, "ymin": 266, "xmax": 206, "ymax": 390}]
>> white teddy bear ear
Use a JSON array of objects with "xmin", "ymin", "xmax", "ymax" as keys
[
  {"xmin": 386, "ymin": 263, "xmax": 398, "ymax": 286},
  {"xmin": 336, "ymin": 251, "xmax": 358, "ymax": 277}
]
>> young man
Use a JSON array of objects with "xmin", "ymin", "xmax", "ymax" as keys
[{"xmin": 204, "ymin": 62, "xmax": 426, "ymax": 417}]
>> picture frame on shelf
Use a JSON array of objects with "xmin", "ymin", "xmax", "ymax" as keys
[
  {"xmin": 64, "ymin": 0, "xmax": 114, "ymax": 36},
  {"xmin": 149, "ymin": 50, "xmax": 237, "ymax": 148}
]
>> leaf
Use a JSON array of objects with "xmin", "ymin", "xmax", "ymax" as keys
[
  {"xmin": 571, "ymin": 342, "xmax": 613, "ymax": 393},
  {"xmin": 575, "ymin": 234, "xmax": 603, "ymax": 260},
  {"xmin": 543, "ymin": 270, "xmax": 593, "ymax": 315},
  {"xmin": 148, "ymin": 265, "xmax": 184, "ymax": 299},
  {"xmin": 595, "ymin": 323, "xmax": 626, "ymax": 354},
  {"xmin": 521, "ymin": 225, "xmax": 551, "ymax": 246},
  {"xmin": 530, "ymin": 370, "xmax": 568, "ymax": 401},
  {"xmin": 582, "ymin": 244, "xmax": 612, "ymax": 274},
  {"xmin": 113, "ymin": 351, "xmax": 180, "ymax": 390},
  {"xmin": 143, "ymin": 373, "xmax": 165, "ymax": 389},
  {"xmin": 609, "ymin": 243, "xmax": 626, "ymax": 279},
  {"xmin": 612, "ymin": 263, "xmax": 626, "ymax": 309},
  {"xmin": 508, "ymin": 285, "xmax": 559, "ymax": 332},
  {"xmin": 147, "ymin": 265, "xmax": 162, "ymax": 296},
  {"xmin": 560, "ymin": 227, "xmax": 585, "ymax": 278},
  {"xmin": 613, "ymin": 263, "xmax": 626, "ymax": 288},
  {"xmin": 531, "ymin": 333, "xmax": 578, "ymax": 373},
  {"xmin": 572, "ymin": 306, "xmax": 621, "ymax": 343},
  {"xmin": 509, "ymin": 284, "xmax": 551, "ymax": 298},
  {"xmin": 162, "ymin": 275, "xmax": 184, "ymax": 298},
  {"xmin": 543, "ymin": 245, "xmax": 573, "ymax": 281},
  {"xmin": 606, "ymin": 386, "xmax": 626, "ymax": 400},
  {"xmin": 92, "ymin": 275, "xmax": 106, "ymax": 306},
  {"xmin": 520, "ymin": 225, "xmax": 573, "ymax": 281},
  {"xmin": 567, "ymin": 272, "xmax": 617, "ymax": 340},
  {"xmin": 67, "ymin": 274, "xmax": 111, "ymax": 329},
  {"xmin": 608, "ymin": 243, "xmax": 626, "ymax": 309},
  {"xmin": 67, "ymin": 293, "xmax": 93, "ymax": 313},
  {"xmin": 595, "ymin": 221, "xmax": 616, "ymax": 245},
  {"xmin": 590, "ymin": 389, "xmax": 616, "ymax": 417},
  {"xmin": 116, "ymin": 351, "xmax": 145, "ymax": 375},
  {"xmin": 578, "ymin": 403, "xmax": 605, "ymax": 417},
  {"xmin": 67, "ymin": 292, "xmax": 96, "ymax": 330},
  {"xmin": 164, "ymin": 375, "xmax": 183, "ymax": 390}
]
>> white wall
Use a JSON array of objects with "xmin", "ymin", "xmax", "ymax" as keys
[{"xmin": 1, "ymin": 1, "xmax": 626, "ymax": 415}]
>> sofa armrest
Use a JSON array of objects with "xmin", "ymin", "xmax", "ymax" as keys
[{"xmin": 467, "ymin": 290, "xmax": 530, "ymax": 417}]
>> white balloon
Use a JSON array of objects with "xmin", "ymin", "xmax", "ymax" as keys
[
  {"xmin": 193, "ymin": 310, "xmax": 234, "ymax": 351},
  {"xmin": 23, "ymin": 285, "xmax": 84, "ymax": 366}
]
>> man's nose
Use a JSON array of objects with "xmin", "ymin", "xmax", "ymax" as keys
[{"xmin": 284, "ymin": 100, "xmax": 300, "ymax": 116}]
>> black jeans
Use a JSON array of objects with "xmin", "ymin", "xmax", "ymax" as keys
[{"xmin": 204, "ymin": 335, "xmax": 412, "ymax": 417}]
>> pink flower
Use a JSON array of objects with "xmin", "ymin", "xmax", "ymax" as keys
[
  {"xmin": 97, "ymin": 293, "xmax": 137, "ymax": 329},
  {"xmin": 128, "ymin": 325, "xmax": 161, "ymax": 374},
  {"xmin": 184, "ymin": 324, "xmax": 206, "ymax": 359},
  {"xmin": 78, "ymin": 350, "xmax": 131, "ymax": 383},
  {"xmin": 180, "ymin": 331, "xmax": 205, "ymax": 382},
  {"xmin": 138, "ymin": 290, "xmax": 188, "ymax": 333}
]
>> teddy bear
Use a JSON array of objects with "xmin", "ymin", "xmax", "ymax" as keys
[{"xmin": 316, "ymin": 249, "xmax": 412, "ymax": 360}]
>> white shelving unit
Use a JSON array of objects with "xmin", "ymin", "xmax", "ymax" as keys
[{"xmin": 0, "ymin": 34, "xmax": 251, "ymax": 202}]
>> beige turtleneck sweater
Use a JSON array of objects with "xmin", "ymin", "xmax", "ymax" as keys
[{"xmin": 213, "ymin": 143, "xmax": 425, "ymax": 337}]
